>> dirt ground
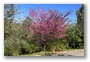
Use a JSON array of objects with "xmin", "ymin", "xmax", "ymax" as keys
[
  {"xmin": 55, "ymin": 49, "xmax": 84, "ymax": 56},
  {"xmin": 66, "ymin": 49, "xmax": 84, "ymax": 56}
]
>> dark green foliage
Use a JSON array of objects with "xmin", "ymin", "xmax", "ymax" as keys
[
  {"xmin": 76, "ymin": 4, "xmax": 84, "ymax": 48},
  {"xmin": 66, "ymin": 25, "xmax": 84, "ymax": 49},
  {"xmin": 65, "ymin": 5, "xmax": 84, "ymax": 49},
  {"xmin": 76, "ymin": 4, "xmax": 84, "ymax": 34}
]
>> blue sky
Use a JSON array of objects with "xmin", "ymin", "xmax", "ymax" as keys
[{"xmin": 15, "ymin": 4, "xmax": 82, "ymax": 23}]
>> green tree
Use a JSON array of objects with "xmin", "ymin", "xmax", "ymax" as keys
[
  {"xmin": 76, "ymin": 4, "xmax": 84, "ymax": 48},
  {"xmin": 76, "ymin": 4, "xmax": 84, "ymax": 33},
  {"xmin": 4, "ymin": 4, "xmax": 16, "ymax": 39},
  {"xmin": 66, "ymin": 24, "xmax": 83, "ymax": 49},
  {"xmin": 4, "ymin": 4, "xmax": 20, "ymax": 56},
  {"xmin": 4, "ymin": 4, "xmax": 25, "ymax": 56},
  {"xmin": 66, "ymin": 5, "xmax": 84, "ymax": 49}
]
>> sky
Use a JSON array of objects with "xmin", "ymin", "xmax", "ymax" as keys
[{"xmin": 15, "ymin": 4, "xmax": 82, "ymax": 23}]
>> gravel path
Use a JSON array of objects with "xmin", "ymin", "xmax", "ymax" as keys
[
  {"xmin": 55, "ymin": 49, "xmax": 84, "ymax": 56},
  {"xmin": 43, "ymin": 49, "xmax": 84, "ymax": 56},
  {"xmin": 27, "ymin": 49, "xmax": 84, "ymax": 56},
  {"xmin": 66, "ymin": 49, "xmax": 84, "ymax": 56}
]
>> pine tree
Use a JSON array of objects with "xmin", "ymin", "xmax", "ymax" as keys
[
  {"xmin": 76, "ymin": 4, "xmax": 84, "ymax": 48},
  {"xmin": 76, "ymin": 4, "xmax": 84, "ymax": 33}
]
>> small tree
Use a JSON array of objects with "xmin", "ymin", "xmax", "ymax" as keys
[{"xmin": 29, "ymin": 8, "xmax": 71, "ymax": 51}]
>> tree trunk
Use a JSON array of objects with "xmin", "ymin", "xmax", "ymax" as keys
[{"xmin": 43, "ymin": 46, "xmax": 46, "ymax": 52}]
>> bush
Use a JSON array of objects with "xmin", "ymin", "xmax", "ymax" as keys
[
  {"xmin": 47, "ymin": 39, "xmax": 66, "ymax": 52},
  {"xmin": 20, "ymin": 42, "xmax": 40, "ymax": 54},
  {"xmin": 66, "ymin": 25, "xmax": 84, "ymax": 49},
  {"xmin": 4, "ymin": 37, "xmax": 24, "ymax": 56},
  {"xmin": 4, "ymin": 36, "xmax": 40, "ymax": 56}
]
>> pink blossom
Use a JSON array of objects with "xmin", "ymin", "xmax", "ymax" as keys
[{"xmin": 29, "ymin": 8, "xmax": 71, "ymax": 44}]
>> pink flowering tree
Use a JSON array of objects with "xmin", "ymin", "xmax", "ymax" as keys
[{"xmin": 29, "ymin": 8, "xmax": 71, "ymax": 51}]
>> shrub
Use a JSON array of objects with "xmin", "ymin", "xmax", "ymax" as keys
[
  {"xmin": 47, "ymin": 39, "xmax": 66, "ymax": 52},
  {"xmin": 66, "ymin": 25, "xmax": 84, "ymax": 49},
  {"xmin": 20, "ymin": 42, "xmax": 40, "ymax": 54},
  {"xmin": 4, "ymin": 37, "xmax": 26, "ymax": 56}
]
